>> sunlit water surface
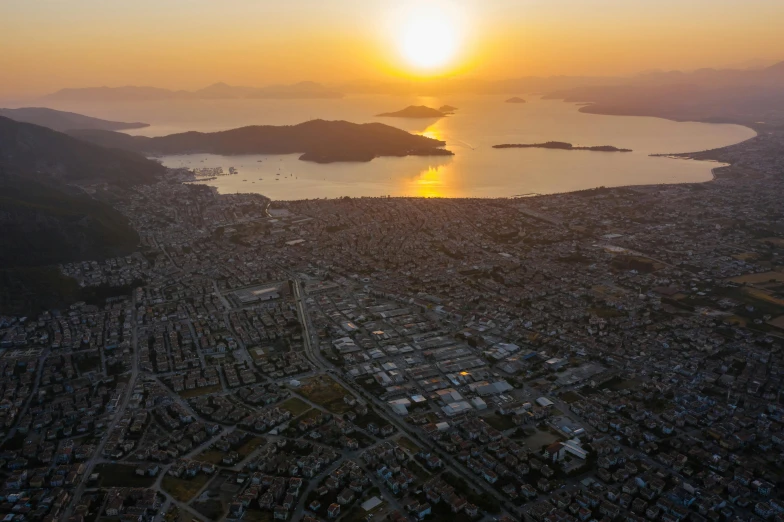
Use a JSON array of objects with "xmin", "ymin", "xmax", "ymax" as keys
[{"xmin": 32, "ymin": 95, "xmax": 755, "ymax": 199}]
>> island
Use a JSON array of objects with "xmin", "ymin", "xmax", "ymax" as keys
[
  {"xmin": 493, "ymin": 141, "xmax": 632, "ymax": 152},
  {"xmin": 505, "ymin": 97, "xmax": 527, "ymax": 103},
  {"xmin": 68, "ymin": 119, "xmax": 454, "ymax": 164},
  {"xmin": 376, "ymin": 105, "xmax": 446, "ymax": 118},
  {"xmin": 439, "ymin": 105, "xmax": 458, "ymax": 113}
]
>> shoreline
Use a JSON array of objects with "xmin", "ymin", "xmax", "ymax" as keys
[{"xmin": 165, "ymin": 95, "xmax": 755, "ymax": 202}]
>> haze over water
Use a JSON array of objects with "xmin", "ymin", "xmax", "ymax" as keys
[{"xmin": 37, "ymin": 95, "xmax": 755, "ymax": 199}]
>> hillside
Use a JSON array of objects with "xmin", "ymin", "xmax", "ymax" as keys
[
  {"xmin": 0, "ymin": 116, "xmax": 164, "ymax": 186},
  {"xmin": 0, "ymin": 174, "xmax": 140, "ymax": 269},
  {"xmin": 0, "ymin": 107, "xmax": 148, "ymax": 132},
  {"xmin": 70, "ymin": 119, "xmax": 453, "ymax": 163},
  {"xmin": 0, "ymin": 116, "xmax": 164, "ymax": 313}
]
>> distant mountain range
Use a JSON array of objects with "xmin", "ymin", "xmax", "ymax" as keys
[
  {"xmin": 544, "ymin": 61, "xmax": 784, "ymax": 126},
  {"xmin": 69, "ymin": 120, "xmax": 453, "ymax": 163},
  {"xmin": 0, "ymin": 107, "xmax": 148, "ymax": 132},
  {"xmin": 43, "ymin": 81, "xmax": 344, "ymax": 101}
]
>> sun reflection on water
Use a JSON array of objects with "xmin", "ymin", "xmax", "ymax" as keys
[{"xmin": 405, "ymin": 164, "xmax": 455, "ymax": 198}]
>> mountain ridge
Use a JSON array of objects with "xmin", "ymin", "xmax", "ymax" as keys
[
  {"xmin": 43, "ymin": 81, "xmax": 344, "ymax": 101},
  {"xmin": 0, "ymin": 107, "xmax": 148, "ymax": 132}
]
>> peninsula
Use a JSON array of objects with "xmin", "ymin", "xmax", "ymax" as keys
[
  {"xmin": 0, "ymin": 107, "xmax": 149, "ymax": 132},
  {"xmin": 376, "ymin": 105, "xmax": 446, "ymax": 118},
  {"xmin": 493, "ymin": 141, "xmax": 632, "ymax": 152},
  {"xmin": 69, "ymin": 119, "xmax": 453, "ymax": 163}
]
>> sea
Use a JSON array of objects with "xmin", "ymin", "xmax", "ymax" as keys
[{"xmin": 30, "ymin": 95, "xmax": 756, "ymax": 200}]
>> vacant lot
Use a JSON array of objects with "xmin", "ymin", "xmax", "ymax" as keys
[
  {"xmin": 396, "ymin": 436, "xmax": 421, "ymax": 454},
  {"xmin": 291, "ymin": 408, "xmax": 322, "ymax": 425},
  {"xmin": 521, "ymin": 428, "xmax": 560, "ymax": 449},
  {"xmin": 483, "ymin": 413, "xmax": 517, "ymax": 432},
  {"xmin": 768, "ymin": 315, "xmax": 784, "ymax": 330},
  {"xmin": 162, "ymin": 474, "xmax": 211, "ymax": 502},
  {"xmin": 280, "ymin": 397, "xmax": 310, "ymax": 416},
  {"xmin": 95, "ymin": 463, "xmax": 156, "ymax": 488},
  {"xmin": 198, "ymin": 450, "xmax": 225, "ymax": 465},
  {"xmin": 242, "ymin": 510, "xmax": 272, "ymax": 522},
  {"xmin": 559, "ymin": 391, "xmax": 582, "ymax": 404},
  {"xmin": 193, "ymin": 499, "xmax": 224, "ymax": 520},
  {"xmin": 236, "ymin": 436, "xmax": 265, "ymax": 458},
  {"xmin": 730, "ymin": 271, "xmax": 784, "ymax": 285},
  {"xmin": 179, "ymin": 384, "xmax": 223, "ymax": 399},
  {"xmin": 298, "ymin": 376, "xmax": 351, "ymax": 413},
  {"xmin": 759, "ymin": 237, "xmax": 784, "ymax": 248}
]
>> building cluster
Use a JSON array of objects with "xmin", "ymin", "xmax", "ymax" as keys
[{"xmin": 0, "ymin": 129, "xmax": 784, "ymax": 520}]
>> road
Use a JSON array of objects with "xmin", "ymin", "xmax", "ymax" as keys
[
  {"xmin": 62, "ymin": 293, "xmax": 141, "ymax": 519},
  {"xmin": 287, "ymin": 275, "xmax": 522, "ymax": 518}
]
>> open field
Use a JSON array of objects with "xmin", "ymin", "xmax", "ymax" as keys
[
  {"xmin": 483, "ymin": 413, "xmax": 517, "ymax": 431},
  {"xmin": 236, "ymin": 436, "xmax": 265, "ymax": 458},
  {"xmin": 162, "ymin": 474, "xmax": 211, "ymax": 502},
  {"xmin": 242, "ymin": 510, "xmax": 272, "ymax": 522},
  {"xmin": 520, "ymin": 428, "xmax": 560, "ymax": 449},
  {"xmin": 193, "ymin": 499, "xmax": 224, "ymax": 520},
  {"xmin": 280, "ymin": 397, "xmax": 310, "ymax": 416},
  {"xmin": 396, "ymin": 436, "xmax": 421, "ymax": 454},
  {"xmin": 730, "ymin": 271, "xmax": 784, "ymax": 284},
  {"xmin": 559, "ymin": 390, "xmax": 582, "ymax": 403},
  {"xmin": 179, "ymin": 384, "xmax": 223, "ymax": 399},
  {"xmin": 298, "ymin": 376, "xmax": 351, "ymax": 413},
  {"xmin": 743, "ymin": 287, "xmax": 784, "ymax": 306},
  {"xmin": 291, "ymin": 408, "xmax": 322, "ymax": 425},
  {"xmin": 768, "ymin": 315, "xmax": 784, "ymax": 330},
  {"xmin": 759, "ymin": 237, "xmax": 784, "ymax": 248},
  {"xmin": 95, "ymin": 463, "xmax": 156, "ymax": 488},
  {"xmin": 197, "ymin": 450, "xmax": 225, "ymax": 465}
]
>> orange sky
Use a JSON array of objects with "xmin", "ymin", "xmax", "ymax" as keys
[{"xmin": 1, "ymin": 0, "xmax": 783, "ymax": 98}]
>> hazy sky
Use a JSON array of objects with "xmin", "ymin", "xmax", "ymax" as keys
[{"xmin": 1, "ymin": 0, "xmax": 783, "ymax": 97}]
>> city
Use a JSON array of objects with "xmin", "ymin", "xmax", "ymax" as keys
[{"xmin": 1, "ymin": 121, "xmax": 783, "ymax": 522}]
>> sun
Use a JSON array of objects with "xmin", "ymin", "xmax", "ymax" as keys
[{"xmin": 398, "ymin": 4, "xmax": 460, "ymax": 71}]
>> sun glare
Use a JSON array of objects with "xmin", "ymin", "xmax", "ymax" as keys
[{"xmin": 398, "ymin": 4, "xmax": 461, "ymax": 71}]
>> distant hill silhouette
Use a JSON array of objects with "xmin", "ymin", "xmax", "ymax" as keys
[
  {"xmin": 376, "ymin": 105, "xmax": 446, "ymax": 118},
  {"xmin": 70, "ymin": 119, "xmax": 453, "ymax": 163},
  {"xmin": 546, "ymin": 61, "xmax": 784, "ymax": 126},
  {"xmin": 493, "ymin": 141, "xmax": 631, "ymax": 152},
  {"xmin": 505, "ymin": 97, "xmax": 527, "ymax": 103},
  {"xmin": 0, "ymin": 107, "xmax": 148, "ymax": 132},
  {"xmin": 43, "ymin": 81, "xmax": 344, "ymax": 101}
]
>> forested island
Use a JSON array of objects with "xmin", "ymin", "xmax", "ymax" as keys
[
  {"xmin": 376, "ymin": 105, "xmax": 446, "ymax": 118},
  {"xmin": 493, "ymin": 141, "xmax": 632, "ymax": 152},
  {"xmin": 69, "ymin": 119, "xmax": 453, "ymax": 163}
]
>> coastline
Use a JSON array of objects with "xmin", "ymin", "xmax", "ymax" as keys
[{"xmin": 163, "ymin": 95, "xmax": 755, "ymax": 201}]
